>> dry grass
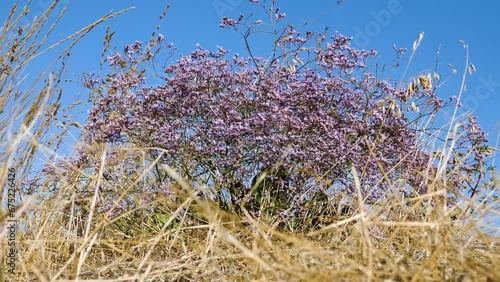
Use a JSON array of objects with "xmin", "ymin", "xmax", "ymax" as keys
[
  {"xmin": 11, "ymin": 161, "xmax": 500, "ymax": 281},
  {"xmin": 1, "ymin": 1, "xmax": 499, "ymax": 281},
  {"xmin": 7, "ymin": 139, "xmax": 500, "ymax": 281}
]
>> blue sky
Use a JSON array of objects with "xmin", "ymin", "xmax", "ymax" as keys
[
  {"xmin": 2, "ymin": 0, "xmax": 498, "ymax": 133},
  {"xmin": 1, "ymin": 0, "xmax": 499, "ymax": 232},
  {"xmin": 1, "ymin": 0, "xmax": 498, "ymax": 163},
  {"xmin": 2, "ymin": 0, "xmax": 499, "ymax": 176}
]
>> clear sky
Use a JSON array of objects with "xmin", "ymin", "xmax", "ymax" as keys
[
  {"xmin": 1, "ymin": 0, "xmax": 499, "ymax": 233},
  {"xmin": 2, "ymin": 0, "xmax": 498, "ymax": 134}
]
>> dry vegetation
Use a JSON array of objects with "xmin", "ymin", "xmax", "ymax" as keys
[{"xmin": 1, "ymin": 1, "xmax": 499, "ymax": 281}]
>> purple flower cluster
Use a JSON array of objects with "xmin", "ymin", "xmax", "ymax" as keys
[
  {"xmin": 80, "ymin": 34, "xmax": 432, "ymax": 212},
  {"xmin": 40, "ymin": 5, "xmax": 491, "ymax": 221}
]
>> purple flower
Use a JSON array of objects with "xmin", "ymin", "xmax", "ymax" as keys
[
  {"xmin": 156, "ymin": 33, "xmax": 165, "ymax": 44},
  {"xmin": 107, "ymin": 53, "xmax": 122, "ymax": 66},
  {"xmin": 220, "ymin": 17, "xmax": 237, "ymax": 28}
]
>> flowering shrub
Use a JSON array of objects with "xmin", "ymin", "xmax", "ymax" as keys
[{"xmin": 44, "ymin": 2, "xmax": 492, "ymax": 226}]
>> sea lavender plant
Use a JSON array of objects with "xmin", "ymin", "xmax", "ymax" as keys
[{"xmin": 43, "ymin": 1, "xmax": 492, "ymax": 225}]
